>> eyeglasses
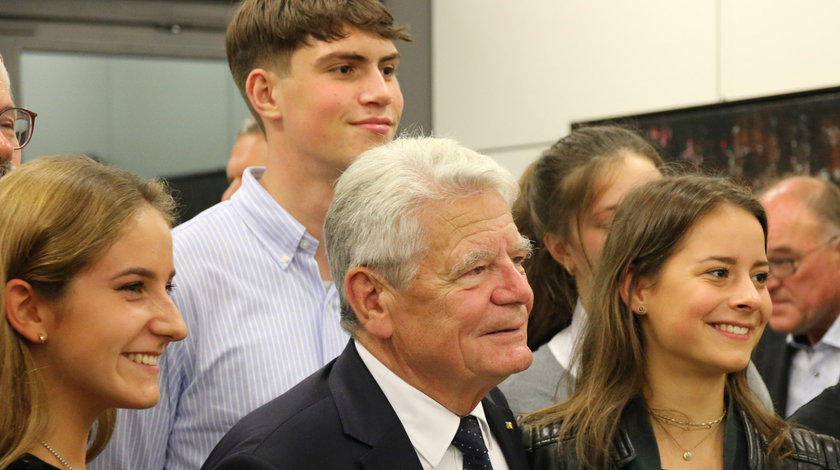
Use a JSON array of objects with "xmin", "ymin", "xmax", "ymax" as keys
[
  {"xmin": 0, "ymin": 107, "xmax": 38, "ymax": 150},
  {"xmin": 768, "ymin": 234, "xmax": 838, "ymax": 279}
]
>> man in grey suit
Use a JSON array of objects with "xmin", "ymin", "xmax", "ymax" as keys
[{"xmin": 203, "ymin": 136, "xmax": 534, "ymax": 469}]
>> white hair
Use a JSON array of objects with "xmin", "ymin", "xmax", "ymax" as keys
[
  {"xmin": 0, "ymin": 53, "xmax": 11, "ymax": 98},
  {"xmin": 325, "ymin": 136, "xmax": 519, "ymax": 333}
]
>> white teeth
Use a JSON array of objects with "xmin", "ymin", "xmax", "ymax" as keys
[
  {"xmin": 126, "ymin": 353, "xmax": 159, "ymax": 366},
  {"xmin": 714, "ymin": 324, "xmax": 749, "ymax": 335}
]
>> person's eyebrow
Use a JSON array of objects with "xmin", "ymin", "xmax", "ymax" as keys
[
  {"xmin": 698, "ymin": 255, "xmax": 769, "ymax": 270},
  {"xmin": 699, "ymin": 255, "xmax": 737, "ymax": 265},
  {"xmin": 767, "ymin": 246, "xmax": 795, "ymax": 256},
  {"xmin": 315, "ymin": 51, "xmax": 400, "ymax": 67},
  {"xmin": 516, "ymin": 235, "xmax": 534, "ymax": 257},
  {"xmin": 448, "ymin": 236, "xmax": 533, "ymax": 277},
  {"xmin": 111, "ymin": 267, "xmax": 176, "ymax": 281},
  {"xmin": 449, "ymin": 250, "xmax": 492, "ymax": 277}
]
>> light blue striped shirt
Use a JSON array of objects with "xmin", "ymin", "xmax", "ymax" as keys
[{"xmin": 90, "ymin": 168, "xmax": 349, "ymax": 470}]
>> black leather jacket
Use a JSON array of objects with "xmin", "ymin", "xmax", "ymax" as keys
[{"xmin": 526, "ymin": 409, "xmax": 840, "ymax": 469}]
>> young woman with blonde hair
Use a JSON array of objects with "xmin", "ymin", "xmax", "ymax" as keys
[{"xmin": 0, "ymin": 156, "xmax": 187, "ymax": 469}]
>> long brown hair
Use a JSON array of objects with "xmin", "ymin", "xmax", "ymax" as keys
[
  {"xmin": 522, "ymin": 175, "xmax": 792, "ymax": 469},
  {"xmin": 515, "ymin": 125, "xmax": 663, "ymax": 349},
  {"xmin": 0, "ymin": 156, "xmax": 176, "ymax": 467}
]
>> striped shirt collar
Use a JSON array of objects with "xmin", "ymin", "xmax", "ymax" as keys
[{"xmin": 229, "ymin": 167, "xmax": 319, "ymax": 269}]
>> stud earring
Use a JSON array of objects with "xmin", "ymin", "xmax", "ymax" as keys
[
  {"xmin": 637, "ymin": 305, "xmax": 646, "ymax": 313},
  {"xmin": 38, "ymin": 333, "xmax": 46, "ymax": 343}
]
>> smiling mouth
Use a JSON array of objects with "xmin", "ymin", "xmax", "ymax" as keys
[
  {"xmin": 712, "ymin": 323, "xmax": 750, "ymax": 335},
  {"xmin": 124, "ymin": 353, "xmax": 160, "ymax": 366}
]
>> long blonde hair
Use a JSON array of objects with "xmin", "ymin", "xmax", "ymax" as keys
[
  {"xmin": 0, "ymin": 156, "xmax": 175, "ymax": 467},
  {"xmin": 522, "ymin": 175, "xmax": 792, "ymax": 469}
]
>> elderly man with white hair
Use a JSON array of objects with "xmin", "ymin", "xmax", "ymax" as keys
[
  {"xmin": 203, "ymin": 136, "xmax": 534, "ymax": 470},
  {"xmin": 0, "ymin": 53, "xmax": 37, "ymax": 176}
]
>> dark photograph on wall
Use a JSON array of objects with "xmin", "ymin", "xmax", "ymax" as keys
[{"xmin": 575, "ymin": 86, "xmax": 840, "ymax": 190}]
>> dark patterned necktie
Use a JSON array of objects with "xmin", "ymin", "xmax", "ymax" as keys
[{"xmin": 451, "ymin": 415, "xmax": 494, "ymax": 470}]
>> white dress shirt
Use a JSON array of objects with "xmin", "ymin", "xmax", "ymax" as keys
[
  {"xmin": 786, "ymin": 314, "xmax": 840, "ymax": 416},
  {"xmin": 355, "ymin": 340, "xmax": 510, "ymax": 470},
  {"xmin": 547, "ymin": 300, "xmax": 586, "ymax": 378}
]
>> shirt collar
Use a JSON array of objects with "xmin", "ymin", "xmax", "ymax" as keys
[
  {"xmin": 786, "ymin": 313, "xmax": 840, "ymax": 350},
  {"xmin": 230, "ymin": 167, "xmax": 318, "ymax": 268},
  {"xmin": 354, "ymin": 340, "xmax": 494, "ymax": 467},
  {"xmin": 547, "ymin": 300, "xmax": 587, "ymax": 375}
]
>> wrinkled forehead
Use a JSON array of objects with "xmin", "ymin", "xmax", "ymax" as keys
[{"xmin": 766, "ymin": 199, "xmax": 831, "ymax": 251}]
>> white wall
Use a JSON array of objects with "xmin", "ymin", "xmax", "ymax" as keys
[{"xmin": 433, "ymin": 0, "xmax": 840, "ymax": 178}]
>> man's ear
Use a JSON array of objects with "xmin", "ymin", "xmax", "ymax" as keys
[
  {"xmin": 5, "ymin": 279, "xmax": 50, "ymax": 344},
  {"xmin": 245, "ymin": 68, "xmax": 283, "ymax": 122},
  {"xmin": 544, "ymin": 233, "xmax": 576, "ymax": 276},
  {"xmin": 345, "ymin": 267, "xmax": 394, "ymax": 339}
]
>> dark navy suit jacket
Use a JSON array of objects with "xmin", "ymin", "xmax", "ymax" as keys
[{"xmin": 202, "ymin": 341, "xmax": 529, "ymax": 470}]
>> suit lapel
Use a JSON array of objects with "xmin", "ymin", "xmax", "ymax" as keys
[
  {"xmin": 483, "ymin": 389, "xmax": 529, "ymax": 470},
  {"xmin": 329, "ymin": 342, "xmax": 424, "ymax": 470}
]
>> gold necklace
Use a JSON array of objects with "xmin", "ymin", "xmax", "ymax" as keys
[
  {"xmin": 649, "ymin": 408, "xmax": 726, "ymax": 429},
  {"xmin": 40, "ymin": 442, "xmax": 74, "ymax": 470},
  {"xmin": 651, "ymin": 415, "xmax": 723, "ymax": 461}
]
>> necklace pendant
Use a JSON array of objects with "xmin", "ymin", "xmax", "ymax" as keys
[{"xmin": 683, "ymin": 451, "xmax": 692, "ymax": 461}]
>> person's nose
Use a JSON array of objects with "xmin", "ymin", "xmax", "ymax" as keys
[
  {"xmin": 491, "ymin": 260, "xmax": 534, "ymax": 307},
  {"xmin": 731, "ymin": 274, "xmax": 763, "ymax": 312},
  {"xmin": 151, "ymin": 293, "xmax": 188, "ymax": 342},
  {"xmin": 359, "ymin": 68, "xmax": 395, "ymax": 107},
  {"xmin": 766, "ymin": 272, "xmax": 782, "ymax": 292},
  {"xmin": 0, "ymin": 131, "xmax": 15, "ymax": 164}
]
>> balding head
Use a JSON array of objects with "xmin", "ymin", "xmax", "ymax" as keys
[
  {"xmin": 761, "ymin": 176, "xmax": 840, "ymax": 344},
  {"xmin": 762, "ymin": 176, "xmax": 840, "ymax": 229}
]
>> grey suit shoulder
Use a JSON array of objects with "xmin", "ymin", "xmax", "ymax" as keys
[{"xmin": 498, "ymin": 344, "xmax": 573, "ymax": 417}]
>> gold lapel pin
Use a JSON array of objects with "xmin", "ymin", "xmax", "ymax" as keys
[{"xmin": 505, "ymin": 421, "xmax": 514, "ymax": 430}]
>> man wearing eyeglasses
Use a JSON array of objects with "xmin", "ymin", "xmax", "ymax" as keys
[
  {"xmin": 0, "ymin": 54, "xmax": 37, "ymax": 176},
  {"xmin": 752, "ymin": 176, "xmax": 840, "ymax": 417}
]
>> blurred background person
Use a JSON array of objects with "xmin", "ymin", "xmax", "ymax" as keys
[
  {"xmin": 523, "ymin": 175, "xmax": 839, "ymax": 469},
  {"xmin": 0, "ymin": 52, "xmax": 37, "ymax": 176},
  {"xmin": 753, "ymin": 176, "xmax": 840, "ymax": 417},
  {"xmin": 221, "ymin": 116, "xmax": 267, "ymax": 201},
  {"xmin": 0, "ymin": 156, "xmax": 187, "ymax": 469}
]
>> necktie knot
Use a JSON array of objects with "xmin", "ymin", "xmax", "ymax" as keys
[{"xmin": 452, "ymin": 415, "xmax": 493, "ymax": 469}]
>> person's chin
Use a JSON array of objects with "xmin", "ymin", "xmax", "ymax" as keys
[
  {"xmin": 768, "ymin": 312, "xmax": 800, "ymax": 333},
  {"xmin": 488, "ymin": 344, "xmax": 534, "ymax": 376}
]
